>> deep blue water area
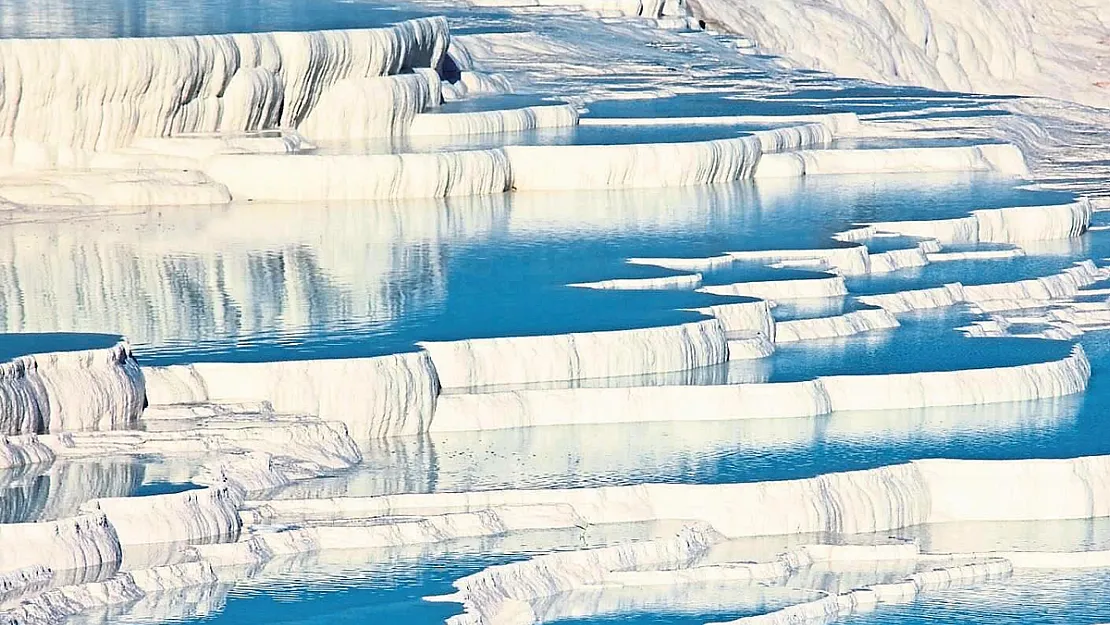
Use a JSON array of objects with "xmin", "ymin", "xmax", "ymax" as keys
[
  {"xmin": 0, "ymin": 332, "xmax": 122, "ymax": 362},
  {"xmin": 0, "ymin": 0, "xmax": 514, "ymax": 38}
]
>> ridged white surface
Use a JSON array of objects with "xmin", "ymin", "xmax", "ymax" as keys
[
  {"xmin": 425, "ymin": 345, "xmax": 1086, "ymax": 431},
  {"xmin": 692, "ymin": 300, "xmax": 776, "ymax": 341},
  {"xmin": 79, "ymin": 486, "xmax": 240, "ymax": 546},
  {"xmin": 685, "ymin": 0, "xmax": 1110, "ymax": 107},
  {"xmin": 430, "ymin": 380, "xmax": 829, "ymax": 431},
  {"xmin": 506, "ymin": 136, "xmax": 762, "ymax": 190},
  {"xmin": 849, "ymin": 200, "xmax": 1091, "ymax": 244},
  {"xmin": 254, "ymin": 456, "xmax": 1110, "ymax": 533},
  {"xmin": 570, "ymin": 273, "xmax": 701, "ymax": 290},
  {"xmin": 419, "ymin": 319, "xmax": 728, "ymax": 388},
  {"xmin": 409, "ymin": 104, "xmax": 579, "ymax": 136},
  {"xmin": 858, "ymin": 283, "xmax": 968, "ymax": 313},
  {"xmin": 203, "ymin": 148, "xmax": 512, "ymax": 201},
  {"xmin": 0, "ymin": 18, "xmax": 449, "ymax": 152},
  {"xmin": 0, "ymin": 434, "xmax": 54, "ymax": 469},
  {"xmin": 142, "ymin": 352, "xmax": 439, "ymax": 439},
  {"xmin": 755, "ymin": 145, "xmax": 1028, "ymax": 178},
  {"xmin": 0, "ymin": 341, "xmax": 144, "ymax": 435},
  {"xmin": 0, "ymin": 169, "xmax": 231, "ymax": 207},
  {"xmin": 775, "ymin": 309, "xmax": 899, "ymax": 343},
  {"xmin": 199, "ymin": 505, "xmax": 583, "ymax": 567},
  {"xmin": 822, "ymin": 345, "xmax": 1090, "ymax": 412},
  {"xmin": 700, "ymin": 276, "xmax": 848, "ymax": 300},
  {"xmin": 299, "ymin": 70, "xmax": 442, "ymax": 140},
  {"xmin": 727, "ymin": 334, "xmax": 776, "ymax": 360},
  {"xmin": 434, "ymin": 526, "xmax": 718, "ymax": 625},
  {"xmin": 0, "ymin": 561, "xmax": 218, "ymax": 625},
  {"xmin": 0, "ymin": 513, "xmax": 121, "ymax": 575},
  {"xmin": 727, "ymin": 246, "xmax": 870, "ymax": 276}
]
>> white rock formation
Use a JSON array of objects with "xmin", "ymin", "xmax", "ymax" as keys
[
  {"xmin": 430, "ymin": 380, "xmax": 830, "ymax": 431},
  {"xmin": 0, "ymin": 513, "xmax": 121, "ymax": 577},
  {"xmin": 685, "ymin": 0, "xmax": 1110, "ymax": 108},
  {"xmin": 78, "ymin": 486, "xmax": 240, "ymax": 546},
  {"xmin": 755, "ymin": 145, "xmax": 1028, "ymax": 178},
  {"xmin": 299, "ymin": 70, "xmax": 443, "ymax": 140},
  {"xmin": 692, "ymin": 300, "xmax": 776, "ymax": 341},
  {"xmin": 420, "ymin": 319, "xmax": 727, "ymax": 388},
  {"xmin": 570, "ymin": 273, "xmax": 702, "ymax": 290},
  {"xmin": 142, "ymin": 351, "xmax": 439, "ymax": 439},
  {"xmin": 822, "ymin": 345, "xmax": 1090, "ymax": 412},
  {"xmin": 203, "ymin": 148, "xmax": 513, "ymax": 201},
  {"xmin": 506, "ymin": 136, "xmax": 762, "ymax": 190},
  {"xmin": 844, "ymin": 199, "xmax": 1092, "ymax": 245},
  {"xmin": 198, "ymin": 504, "xmax": 584, "ymax": 568},
  {"xmin": 0, "ymin": 18, "xmax": 449, "ymax": 153},
  {"xmin": 775, "ymin": 309, "xmax": 899, "ymax": 343},
  {"xmin": 0, "ymin": 341, "xmax": 144, "ymax": 435},
  {"xmin": 409, "ymin": 104, "xmax": 579, "ymax": 136},
  {"xmin": 700, "ymin": 276, "xmax": 848, "ymax": 300},
  {"xmin": 0, "ymin": 435, "xmax": 54, "ymax": 469}
]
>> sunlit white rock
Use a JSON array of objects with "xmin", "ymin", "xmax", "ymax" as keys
[
  {"xmin": 0, "ymin": 434, "xmax": 54, "ymax": 469},
  {"xmin": 0, "ymin": 341, "xmax": 144, "ymax": 435},
  {"xmin": 755, "ymin": 145, "xmax": 1028, "ymax": 178},
  {"xmin": 570, "ymin": 273, "xmax": 702, "ymax": 290},
  {"xmin": 0, "ymin": 18, "xmax": 449, "ymax": 152},
  {"xmin": 79, "ymin": 486, "xmax": 240, "ymax": 546},
  {"xmin": 409, "ymin": 104, "xmax": 579, "ymax": 136},
  {"xmin": 419, "ymin": 319, "xmax": 727, "ymax": 388},
  {"xmin": 429, "ymin": 380, "xmax": 829, "ymax": 431},
  {"xmin": 299, "ymin": 70, "xmax": 442, "ymax": 140},
  {"xmin": 0, "ymin": 513, "xmax": 121, "ymax": 576},
  {"xmin": 143, "ymin": 351, "xmax": 439, "ymax": 439},
  {"xmin": 775, "ymin": 309, "xmax": 899, "ymax": 343},
  {"xmin": 700, "ymin": 276, "xmax": 848, "ymax": 300},
  {"xmin": 204, "ymin": 149, "xmax": 512, "ymax": 201}
]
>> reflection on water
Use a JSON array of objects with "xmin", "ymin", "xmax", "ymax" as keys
[
  {"xmin": 840, "ymin": 570, "xmax": 1110, "ymax": 624},
  {"xmin": 274, "ymin": 392, "xmax": 1085, "ymax": 499},
  {"xmin": 0, "ymin": 0, "xmax": 426, "ymax": 38},
  {"xmin": 0, "ymin": 175, "xmax": 1080, "ymax": 365}
]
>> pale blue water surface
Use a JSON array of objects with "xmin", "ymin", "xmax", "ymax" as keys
[{"xmin": 0, "ymin": 2, "xmax": 1107, "ymax": 624}]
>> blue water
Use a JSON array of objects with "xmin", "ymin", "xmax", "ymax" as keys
[
  {"xmin": 0, "ymin": 174, "xmax": 1065, "ymax": 366},
  {"xmin": 0, "ymin": 455, "xmax": 203, "ymax": 523},
  {"xmin": 0, "ymin": 0, "xmax": 516, "ymax": 38},
  {"xmin": 0, "ymin": 332, "xmax": 121, "ymax": 362},
  {"xmin": 840, "ymin": 570, "xmax": 1110, "ymax": 624}
]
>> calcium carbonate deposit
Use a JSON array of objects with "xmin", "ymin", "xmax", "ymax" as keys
[{"xmin": 1, "ymin": 0, "xmax": 1110, "ymax": 624}]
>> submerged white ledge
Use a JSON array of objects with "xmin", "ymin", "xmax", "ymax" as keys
[{"xmin": 429, "ymin": 345, "xmax": 1089, "ymax": 431}]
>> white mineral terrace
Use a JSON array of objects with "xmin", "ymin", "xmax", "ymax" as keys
[{"xmin": 2, "ymin": 1, "xmax": 1110, "ymax": 625}]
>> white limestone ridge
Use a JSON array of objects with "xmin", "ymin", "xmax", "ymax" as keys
[
  {"xmin": 685, "ymin": 0, "xmax": 1110, "ymax": 108},
  {"xmin": 774, "ymin": 309, "xmax": 899, "ymax": 343},
  {"xmin": 837, "ymin": 199, "xmax": 1093, "ymax": 245},
  {"xmin": 755, "ymin": 145, "xmax": 1028, "ymax": 178},
  {"xmin": 419, "ymin": 318, "xmax": 728, "ymax": 388},
  {"xmin": 78, "ymin": 486, "xmax": 241, "ymax": 547},
  {"xmin": 0, "ymin": 18, "xmax": 449, "ymax": 152},
  {"xmin": 432, "ymin": 532, "xmax": 1012, "ymax": 625},
  {"xmin": 859, "ymin": 261, "xmax": 1107, "ymax": 313},
  {"xmin": 429, "ymin": 346, "xmax": 1088, "ymax": 431},
  {"xmin": 0, "ymin": 340, "xmax": 144, "ymax": 436},
  {"xmin": 409, "ymin": 104, "xmax": 580, "ymax": 137},
  {"xmin": 248, "ymin": 455, "xmax": 1110, "ymax": 536},
  {"xmin": 196, "ymin": 504, "xmax": 585, "ymax": 569},
  {"xmin": 0, "ymin": 434, "xmax": 54, "ymax": 469},
  {"xmin": 142, "ymin": 352, "xmax": 440, "ymax": 439}
]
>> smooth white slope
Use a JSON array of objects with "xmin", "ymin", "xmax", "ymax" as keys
[{"xmin": 688, "ymin": 0, "xmax": 1110, "ymax": 107}]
